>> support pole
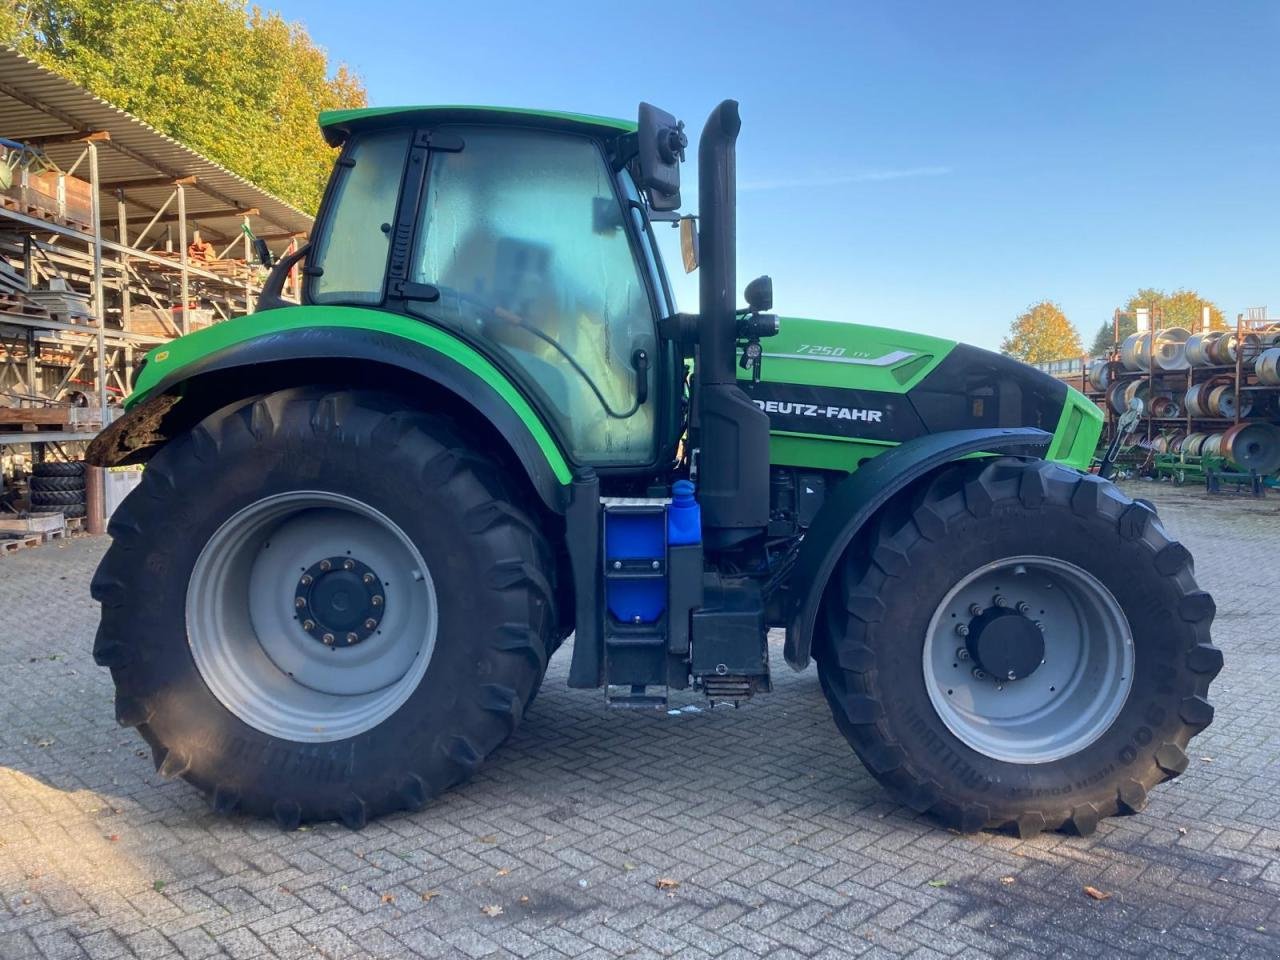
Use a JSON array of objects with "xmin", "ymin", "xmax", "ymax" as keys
[
  {"xmin": 88, "ymin": 140, "xmax": 107, "ymax": 414},
  {"xmin": 177, "ymin": 182, "xmax": 190, "ymax": 335},
  {"xmin": 118, "ymin": 190, "xmax": 133, "ymax": 389},
  {"xmin": 243, "ymin": 215, "xmax": 254, "ymax": 314}
]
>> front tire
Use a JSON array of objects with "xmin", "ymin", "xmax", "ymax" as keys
[
  {"xmin": 92, "ymin": 388, "xmax": 555, "ymax": 828},
  {"xmin": 815, "ymin": 458, "xmax": 1222, "ymax": 836}
]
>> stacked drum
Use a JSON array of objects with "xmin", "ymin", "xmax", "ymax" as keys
[{"xmin": 1094, "ymin": 321, "xmax": 1280, "ymax": 479}]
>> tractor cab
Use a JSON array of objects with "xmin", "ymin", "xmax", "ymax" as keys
[{"xmin": 303, "ymin": 106, "xmax": 691, "ymax": 474}]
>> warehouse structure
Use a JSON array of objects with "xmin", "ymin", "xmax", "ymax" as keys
[{"xmin": 0, "ymin": 46, "xmax": 312, "ymax": 475}]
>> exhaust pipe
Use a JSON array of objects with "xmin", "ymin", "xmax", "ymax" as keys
[
  {"xmin": 697, "ymin": 100, "xmax": 741, "ymax": 386},
  {"xmin": 693, "ymin": 100, "xmax": 770, "ymax": 545}
]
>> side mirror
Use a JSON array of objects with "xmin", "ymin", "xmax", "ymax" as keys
[
  {"xmin": 252, "ymin": 236, "xmax": 274, "ymax": 268},
  {"xmin": 637, "ymin": 102, "xmax": 685, "ymax": 212},
  {"xmin": 744, "ymin": 275, "xmax": 772, "ymax": 312},
  {"xmin": 678, "ymin": 216, "xmax": 699, "ymax": 273}
]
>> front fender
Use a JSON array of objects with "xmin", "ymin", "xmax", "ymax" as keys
[
  {"xmin": 784, "ymin": 427, "xmax": 1053, "ymax": 670},
  {"xmin": 88, "ymin": 306, "xmax": 573, "ymax": 512}
]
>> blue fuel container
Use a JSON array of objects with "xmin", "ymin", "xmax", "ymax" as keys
[{"xmin": 667, "ymin": 480, "xmax": 701, "ymax": 545}]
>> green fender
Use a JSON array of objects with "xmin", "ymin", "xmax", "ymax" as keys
[{"xmin": 93, "ymin": 305, "xmax": 574, "ymax": 510}]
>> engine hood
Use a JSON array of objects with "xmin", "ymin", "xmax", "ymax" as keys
[{"xmin": 740, "ymin": 317, "xmax": 1100, "ymax": 471}]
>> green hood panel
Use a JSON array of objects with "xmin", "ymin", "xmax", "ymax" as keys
[
  {"xmin": 130, "ymin": 305, "xmax": 573, "ymax": 485},
  {"xmin": 745, "ymin": 317, "xmax": 953, "ymax": 392},
  {"xmin": 744, "ymin": 317, "xmax": 1100, "ymax": 473}
]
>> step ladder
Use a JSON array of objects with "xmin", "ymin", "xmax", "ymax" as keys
[{"xmin": 602, "ymin": 503, "xmax": 670, "ymax": 709}]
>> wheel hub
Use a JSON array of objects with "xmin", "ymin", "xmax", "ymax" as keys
[
  {"xmin": 965, "ymin": 606, "xmax": 1045, "ymax": 681},
  {"xmin": 295, "ymin": 556, "xmax": 385, "ymax": 647}
]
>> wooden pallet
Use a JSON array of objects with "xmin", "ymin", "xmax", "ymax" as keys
[
  {"xmin": 0, "ymin": 408, "xmax": 77, "ymax": 432},
  {"xmin": 40, "ymin": 527, "xmax": 65, "ymax": 543},
  {"xmin": 65, "ymin": 516, "xmax": 85, "ymax": 534},
  {"xmin": 0, "ymin": 534, "xmax": 41, "ymax": 554},
  {"xmin": 0, "ymin": 195, "xmax": 91, "ymax": 233}
]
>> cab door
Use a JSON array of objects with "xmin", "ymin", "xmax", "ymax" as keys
[{"xmin": 405, "ymin": 126, "xmax": 660, "ymax": 468}]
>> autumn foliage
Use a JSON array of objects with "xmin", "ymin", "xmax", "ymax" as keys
[
  {"xmin": 1000, "ymin": 301, "xmax": 1083, "ymax": 364},
  {"xmin": 0, "ymin": 0, "xmax": 367, "ymax": 212}
]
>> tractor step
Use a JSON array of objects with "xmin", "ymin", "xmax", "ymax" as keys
[{"xmin": 605, "ymin": 685, "xmax": 668, "ymax": 710}]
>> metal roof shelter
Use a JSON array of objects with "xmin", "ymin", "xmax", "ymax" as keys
[
  {"xmin": 0, "ymin": 46, "xmax": 314, "ymax": 460},
  {"xmin": 0, "ymin": 46, "xmax": 313, "ymax": 244}
]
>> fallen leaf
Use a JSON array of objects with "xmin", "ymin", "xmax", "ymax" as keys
[
  {"xmin": 623, "ymin": 862, "xmax": 636, "ymax": 872},
  {"xmin": 106, "ymin": 835, "xmax": 119, "ymax": 843},
  {"xmin": 421, "ymin": 890, "xmax": 440, "ymax": 902},
  {"xmin": 999, "ymin": 877, "xmax": 1015, "ymax": 885},
  {"xmin": 1083, "ymin": 885, "xmax": 1111, "ymax": 901},
  {"xmin": 927, "ymin": 880, "xmax": 948, "ymax": 888},
  {"xmin": 381, "ymin": 893, "xmax": 395, "ymax": 904},
  {"xmin": 518, "ymin": 895, "xmax": 530, "ymax": 905},
  {"xmin": 496, "ymin": 868, "xmax": 510, "ymax": 877},
  {"xmin": 480, "ymin": 904, "xmax": 503, "ymax": 917},
  {"xmin": 1199, "ymin": 756, "xmax": 1214, "ymax": 763},
  {"xmin": 152, "ymin": 880, "xmax": 166, "ymax": 893},
  {"xmin": 655, "ymin": 877, "xmax": 680, "ymax": 891},
  {"xmin": 478, "ymin": 834, "xmax": 497, "ymax": 844},
  {"xmin": 1177, "ymin": 827, "xmax": 1187, "ymax": 836}
]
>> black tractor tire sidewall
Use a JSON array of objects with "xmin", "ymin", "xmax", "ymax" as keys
[
  {"xmin": 30, "ymin": 475, "xmax": 86, "ymax": 492},
  {"xmin": 93, "ymin": 388, "xmax": 554, "ymax": 824},
  {"xmin": 30, "ymin": 488, "xmax": 84, "ymax": 506},
  {"xmin": 816, "ymin": 459, "xmax": 1220, "ymax": 834},
  {"xmin": 33, "ymin": 460, "xmax": 85, "ymax": 478}
]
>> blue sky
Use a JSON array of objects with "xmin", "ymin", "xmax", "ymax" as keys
[{"xmin": 270, "ymin": 0, "xmax": 1278, "ymax": 350}]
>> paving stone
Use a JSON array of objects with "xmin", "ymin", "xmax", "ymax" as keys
[{"xmin": 1, "ymin": 483, "xmax": 1277, "ymax": 957}]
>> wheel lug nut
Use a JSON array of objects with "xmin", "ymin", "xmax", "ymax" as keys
[
  {"xmin": 955, "ymin": 623, "xmax": 969, "ymax": 637},
  {"xmin": 1016, "ymin": 601, "xmax": 1030, "ymax": 614},
  {"xmin": 343, "ymin": 559, "xmax": 355, "ymax": 570},
  {"xmin": 371, "ymin": 595, "xmax": 383, "ymax": 607},
  {"xmin": 969, "ymin": 603, "xmax": 983, "ymax": 616},
  {"xmin": 972, "ymin": 667, "xmax": 987, "ymax": 680},
  {"xmin": 302, "ymin": 619, "xmax": 315, "ymax": 631},
  {"xmin": 300, "ymin": 574, "xmax": 313, "ymax": 586},
  {"xmin": 322, "ymin": 633, "xmax": 335, "ymax": 645},
  {"xmin": 993, "ymin": 595, "xmax": 1008, "ymax": 608},
  {"xmin": 294, "ymin": 597, "xmax": 306, "ymax": 608},
  {"xmin": 956, "ymin": 647, "xmax": 969, "ymax": 661},
  {"xmin": 363, "ymin": 573, "xmax": 375, "ymax": 584},
  {"xmin": 346, "ymin": 632, "xmax": 358, "ymax": 644},
  {"xmin": 319, "ymin": 559, "xmax": 332, "ymax": 572},
  {"xmin": 1034, "ymin": 621, "xmax": 1045, "ymax": 632},
  {"xmin": 1006, "ymin": 670, "xmax": 1017, "ymax": 680},
  {"xmin": 364, "ymin": 618, "xmax": 377, "ymax": 630}
]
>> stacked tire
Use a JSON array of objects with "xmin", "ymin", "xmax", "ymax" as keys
[{"xmin": 29, "ymin": 460, "xmax": 86, "ymax": 518}]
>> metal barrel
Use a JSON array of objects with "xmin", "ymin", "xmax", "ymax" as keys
[
  {"xmin": 1119, "ymin": 332, "xmax": 1151, "ymax": 371},
  {"xmin": 1182, "ymin": 432, "xmax": 1208, "ymax": 457},
  {"xmin": 1184, "ymin": 382, "xmax": 1210, "ymax": 417},
  {"xmin": 1086, "ymin": 358, "xmax": 1111, "ymax": 391},
  {"xmin": 1222, "ymin": 421, "xmax": 1280, "ymax": 473},
  {"xmin": 1256, "ymin": 346, "xmax": 1280, "ymax": 385},
  {"xmin": 1106, "ymin": 380, "xmax": 1129, "ymax": 414},
  {"xmin": 1185, "ymin": 332, "xmax": 1217, "ymax": 367},
  {"xmin": 1208, "ymin": 333, "xmax": 1238, "ymax": 365},
  {"xmin": 1153, "ymin": 327, "xmax": 1191, "ymax": 370}
]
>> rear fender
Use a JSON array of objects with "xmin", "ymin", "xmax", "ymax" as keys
[
  {"xmin": 87, "ymin": 323, "xmax": 573, "ymax": 513},
  {"xmin": 783, "ymin": 427, "xmax": 1053, "ymax": 670}
]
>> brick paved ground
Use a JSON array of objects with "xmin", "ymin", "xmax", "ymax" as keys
[{"xmin": 0, "ymin": 481, "xmax": 1277, "ymax": 959}]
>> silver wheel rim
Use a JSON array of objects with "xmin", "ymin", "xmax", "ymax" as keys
[
  {"xmin": 923, "ymin": 555, "xmax": 1133, "ymax": 764},
  {"xmin": 187, "ymin": 491, "xmax": 438, "ymax": 743}
]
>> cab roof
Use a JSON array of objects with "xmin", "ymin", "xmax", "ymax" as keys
[{"xmin": 318, "ymin": 105, "xmax": 638, "ymax": 147}]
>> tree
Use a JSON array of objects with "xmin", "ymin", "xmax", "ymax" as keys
[
  {"xmin": 1000, "ymin": 300, "xmax": 1083, "ymax": 363},
  {"xmin": 1087, "ymin": 288, "xmax": 1227, "ymax": 356},
  {"xmin": 2, "ymin": 0, "xmax": 367, "ymax": 212}
]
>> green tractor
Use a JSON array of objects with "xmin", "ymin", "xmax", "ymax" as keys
[{"xmin": 89, "ymin": 100, "xmax": 1221, "ymax": 835}]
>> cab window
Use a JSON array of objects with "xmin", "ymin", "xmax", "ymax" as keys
[
  {"xmin": 310, "ymin": 130, "xmax": 410, "ymax": 305},
  {"xmin": 409, "ymin": 126, "xmax": 657, "ymax": 466}
]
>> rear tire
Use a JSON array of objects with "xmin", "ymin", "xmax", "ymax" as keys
[
  {"xmin": 815, "ymin": 458, "xmax": 1222, "ymax": 836},
  {"xmin": 29, "ymin": 475, "xmax": 85, "ymax": 492},
  {"xmin": 92, "ymin": 388, "xmax": 555, "ymax": 828}
]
